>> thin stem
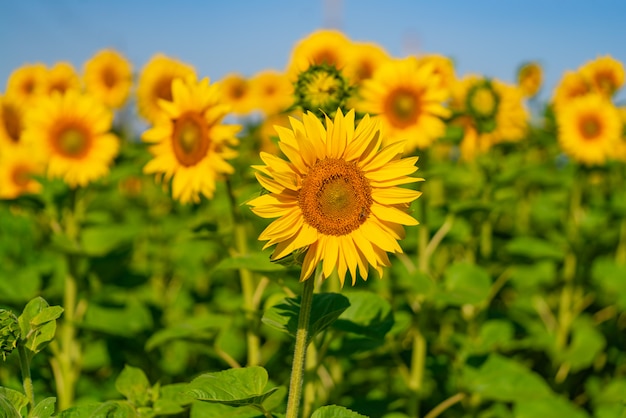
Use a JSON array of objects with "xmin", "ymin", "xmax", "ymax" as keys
[
  {"xmin": 285, "ymin": 276, "xmax": 316, "ymax": 418},
  {"xmin": 18, "ymin": 344, "xmax": 35, "ymax": 410},
  {"xmin": 423, "ymin": 214, "xmax": 455, "ymax": 265},
  {"xmin": 407, "ymin": 327, "xmax": 426, "ymax": 417},
  {"xmin": 424, "ymin": 393, "xmax": 466, "ymax": 418},
  {"xmin": 616, "ymin": 217, "xmax": 626, "ymax": 265}
]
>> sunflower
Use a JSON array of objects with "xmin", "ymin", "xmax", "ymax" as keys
[
  {"xmin": 0, "ymin": 95, "xmax": 25, "ymax": 151},
  {"xmin": 517, "ymin": 61, "xmax": 543, "ymax": 98},
  {"xmin": 5, "ymin": 63, "xmax": 47, "ymax": 105},
  {"xmin": 293, "ymin": 64, "xmax": 353, "ymax": 119},
  {"xmin": 22, "ymin": 90, "xmax": 120, "ymax": 187},
  {"xmin": 0, "ymin": 146, "xmax": 43, "ymax": 199},
  {"xmin": 415, "ymin": 54, "xmax": 456, "ymax": 94},
  {"xmin": 579, "ymin": 55, "xmax": 625, "ymax": 98},
  {"xmin": 137, "ymin": 54, "xmax": 196, "ymax": 124},
  {"xmin": 44, "ymin": 62, "xmax": 81, "ymax": 95},
  {"xmin": 249, "ymin": 70, "xmax": 294, "ymax": 116},
  {"xmin": 344, "ymin": 41, "xmax": 390, "ymax": 85},
  {"xmin": 286, "ymin": 29, "xmax": 352, "ymax": 80},
  {"xmin": 359, "ymin": 57, "xmax": 450, "ymax": 151},
  {"xmin": 142, "ymin": 76, "xmax": 241, "ymax": 204},
  {"xmin": 218, "ymin": 73, "xmax": 255, "ymax": 116},
  {"xmin": 83, "ymin": 49, "xmax": 133, "ymax": 109},
  {"xmin": 556, "ymin": 93, "xmax": 621, "ymax": 166},
  {"xmin": 552, "ymin": 70, "xmax": 592, "ymax": 111},
  {"xmin": 247, "ymin": 109, "xmax": 422, "ymax": 285}
]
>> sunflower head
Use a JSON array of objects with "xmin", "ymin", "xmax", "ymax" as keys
[
  {"xmin": 5, "ymin": 63, "xmax": 47, "ymax": 105},
  {"xmin": 465, "ymin": 79, "xmax": 500, "ymax": 132},
  {"xmin": 0, "ymin": 145, "xmax": 44, "ymax": 199},
  {"xmin": 580, "ymin": 55, "xmax": 625, "ymax": 98},
  {"xmin": 344, "ymin": 42, "xmax": 390, "ymax": 85},
  {"xmin": 286, "ymin": 29, "xmax": 352, "ymax": 80},
  {"xmin": 44, "ymin": 62, "xmax": 81, "ymax": 96},
  {"xmin": 0, "ymin": 95, "xmax": 25, "ymax": 149},
  {"xmin": 517, "ymin": 61, "xmax": 543, "ymax": 98},
  {"xmin": 247, "ymin": 108, "xmax": 423, "ymax": 285},
  {"xmin": 293, "ymin": 64, "xmax": 354, "ymax": 119},
  {"xmin": 219, "ymin": 73, "xmax": 255, "ymax": 116},
  {"xmin": 83, "ymin": 49, "xmax": 133, "ymax": 109},
  {"xmin": 250, "ymin": 70, "xmax": 294, "ymax": 116}
]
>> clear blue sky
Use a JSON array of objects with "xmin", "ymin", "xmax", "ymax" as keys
[{"xmin": 2, "ymin": 0, "xmax": 626, "ymax": 103}]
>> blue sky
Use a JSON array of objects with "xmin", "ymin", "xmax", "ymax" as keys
[{"xmin": 2, "ymin": 0, "xmax": 626, "ymax": 103}]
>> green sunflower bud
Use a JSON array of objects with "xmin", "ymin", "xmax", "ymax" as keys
[
  {"xmin": 0, "ymin": 309, "xmax": 20, "ymax": 361},
  {"xmin": 293, "ymin": 63, "xmax": 354, "ymax": 119},
  {"xmin": 466, "ymin": 79, "xmax": 500, "ymax": 133}
]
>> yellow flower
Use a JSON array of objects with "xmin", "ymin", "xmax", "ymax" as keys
[
  {"xmin": 293, "ymin": 64, "xmax": 353, "ymax": 118},
  {"xmin": 344, "ymin": 41, "xmax": 390, "ymax": 85},
  {"xmin": 22, "ymin": 90, "xmax": 120, "ymax": 187},
  {"xmin": 579, "ymin": 55, "xmax": 625, "ymax": 99},
  {"xmin": 142, "ymin": 77, "xmax": 241, "ymax": 204},
  {"xmin": 286, "ymin": 29, "xmax": 351, "ymax": 80},
  {"xmin": 552, "ymin": 70, "xmax": 592, "ymax": 111},
  {"xmin": 83, "ymin": 49, "xmax": 133, "ymax": 109},
  {"xmin": 250, "ymin": 70, "xmax": 294, "ymax": 116},
  {"xmin": 219, "ymin": 73, "xmax": 255, "ymax": 116},
  {"xmin": 0, "ymin": 95, "xmax": 25, "ymax": 152},
  {"xmin": 247, "ymin": 109, "xmax": 422, "ymax": 285},
  {"xmin": 556, "ymin": 93, "xmax": 621, "ymax": 166},
  {"xmin": 137, "ymin": 54, "xmax": 196, "ymax": 124},
  {"xmin": 258, "ymin": 112, "xmax": 294, "ymax": 155},
  {"xmin": 44, "ymin": 62, "xmax": 81, "ymax": 96},
  {"xmin": 517, "ymin": 61, "xmax": 543, "ymax": 98},
  {"xmin": 359, "ymin": 57, "xmax": 450, "ymax": 151},
  {"xmin": 0, "ymin": 146, "xmax": 44, "ymax": 200},
  {"xmin": 416, "ymin": 54, "xmax": 457, "ymax": 94},
  {"xmin": 5, "ymin": 63, "xmax": 47, "ymax": 105}
]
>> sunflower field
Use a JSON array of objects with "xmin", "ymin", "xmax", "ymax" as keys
[{"xmin": 1, "ymin": 29, "xmax": 626, "ymax": 418}]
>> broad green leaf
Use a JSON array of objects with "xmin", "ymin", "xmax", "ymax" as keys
[
  {"xmin": 505, "ymin": 236, "xmax": 565, "ymax": 260},
  {"xmin": 594, "ymin": 404, "xmax": 626, "ymax": 418},
  {"xmin": 561, "ymin": 317, "xmax": 605, "ymax": 372},
  {"xmin": 30, "ymin": 306, "xmax": 64, "ymax": 326},
  {"xmin": 439, "ymin": 262, "xmax": 491, "ymax": 306},
  {"xmin": 18, "ymin": 297, "xmax": 62, "ymax": 355},
  {"xmin": 56, "ymin": 402, "xmax": 137, "ymax": 418},
  {"xmin": 513, "ymin": 395, "xmax": 590, "ymax": 418},
  {"xmin": 509, "ymin": 261, "xmax": 557, "ymax": 289},
  {"xmin": 82, "ymin": 301, "xmax": 153, "ymax": 337},
  {"xmin": 463, "ymin": 354, "xmax": 552, "ymax": 402},
  {"xmin": 29, "ymin": 397, "xmax": 56, "ymax": 418},
  {"xmin": 186, "ymin": 367, "xmax": 278, "ymax": 407},
  {"xmin": 145, "ymin": 315, "xmax": 227, "ymax": 351},
  {"xmin": 468, "ymin": 319, "xmax": 515, "ymax": 354},
  {"xmin": 213, "ymin": 252, "xmax": 285, "ymax": 273},
  {"xmin": 332, "ymin": 291, "xmax": 394, "ymax": 340},
  {"xmin": 115, "ymin": 365, "xmax": 152, "ymax": 406},
  {"xmin": 160, "ymin": 383, "xmax": 195, "ymax": 406},
  {"xmin": 592, "ymin": 257, "xmax": 626, "ymax": 309},
  {"xmin": 18, "ymin": 297, "xmax": 49, "ymax": 337},
  {"xmin": 262, "ymin": 293, "xmax": 350, "ymax": 339},
  {"xmin": 0, "ymin": 395, "xmax": 21, "ymax": 418},
  {"xmin": 0, "ymin": 266, "xmax": 42, "ymax": 304},
  {"xmin": 0, "ymin": 387, "xmax": 28, "ymax": 417},
  {"xmin": 311, "ymin": 405, "xmax": 369, "ymax": 418},
  {"xmin": 190, "ymin": 401, "xmax": 267, "ymax": 418},
  {"xmin": 81, "ymin": 224, "xmax": 137, "ymax": 256},
  {"xmin": 24, "ymin": 321, "xmax": 57, "ymax": 354}
]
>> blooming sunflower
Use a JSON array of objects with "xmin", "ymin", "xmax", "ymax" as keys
[
  {"xmin": 219, "ymin": 73, "xmax": 255, "ymax": 116},
  {"xmin": 44, "ymin": 62, "xmax": 81, "ymax": 95},
  {"xmin": 0, "ymin": 95, "xmax": 25, "ymax": 151},
  {"xmin": 286, "ymin": 29, "xmax": 351, "ymax": 80},
  {"xmin": 22, "ymin": 90, "xmax": 120, "ymax": 187},
  {"xmin": 552, "ymin": 70, "xmax": 592, "ymax": 111},
  {"xmin": 247, "ymin": 109, "xmax": 422, "ymax": 285},
  {"xmin": 415, "ymin": 54, "xmax": 456, "ymax": 94},
  {"xmin": 359, "ymin": 57, "xmax": 450, "ymax": 151},
  {"xmin": 517, "ymin": 61, "xmax": 543, "ymax": 98},
  {"xmin": 250, "ymin": 70, "xmax": 294, "ymax": 116},
  {"xmin": 142, "ymin": 76, "xmax": 241, "ymax": 204},
  {"xmin": 556, "ymin": 93, "xmax": 621, "ymax": 166},
  {"xmin": 579, "ymin": 55, "xmax": 625, "ymax": 98},
  {"xmin": 137, "ymin": 54, "xmax": 196, "ymax": 124},
  {"xmin": 344, "ymin": 41, "xmax": 390, "ymax": 85},
  {"xmin": 5, "ymin": 63, "xmax": 47, "ymax": 105},
  {"xmin": 0, "ymin": 146, "xmax": 43, "ymax": 199},
  {"xmin": 83, "ymin": 49, "xmax": 133, "ymax": 109}
]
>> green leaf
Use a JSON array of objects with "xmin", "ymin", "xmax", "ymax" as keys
[
  {"xmin": 439, "ymin": 262, "xmax": 491, "ymax": 306},
  {"xmin": 18, "ymin": 297, "xmax": 62, "ymax": 355},
  {"xmin": 186, "ymin": 367, "xmax": 278, "ymax": 407},
  {"xmin": 592, "ymin": 257, "xmax": 626, "ymax": 309},
  {"xmin": 81, "ymin": 224, "xmax": 137, "ymax": 256},
  {"xmin": 18, "ymin": 297, "xmax": 49, "ymax": 337},
  {"xmin": 509, "ymin": 261, "xmax": 557, "ymax": 289},
  {"xmin": 24, "ymin": 321, "xmax": 57, "ymax": 354},
  {"xmin": 468, "ymin": 319, "xmax": 515, "ymax": 354},
  {"xmin": 332, "ymin": 291, "xmax": 394, "ymax": 340},
  {"xmin": 311, "ymin": 405, "xmax": 369, "ymax": 418},
  {"xmin": 213, "ymin": 252, "xmax": 285, "ymax": 273},
  {"xmin": 115, "ymin": 365, "xmax": 152, "ymax": 406},
  {"xmin": 0, "ymin": 387, "xmax": 28, "ymax": 417},
  {"xmin": 145, "ymin": 314, "xmax": 227, "ymax": 351},
  {"xmin": 561, "ymin": 317, "xmax": 605, "ymax": 372},
  {"xmin": 190, "ymin": 401, "xmax": 267, "ymax": 418},
  {"xmin": 57, "ymin": 401, "xmax": 138, "ymax": 417},
  {"xmin": 505, "ymin": 236, "xmax": 565, "ymax": 260},
  {"xmin": 463, "ymin": 354, "xmax": 553, "ymax": 402},
  {"xmin": 513, "ymin": 396, "xmax": 590, "ymax": 418},
  {"xmin": 262, "ymin": 293, "xmax": 350, "ymax": 339},
  {"xmin": 82, "ymin": 301, "xmax": 153, "ymax": 337},
  {"xmin": 29, "ymin": 397, "xmax": 56, "ymax": 418},
  {"xmin": 30, "ymin": 306, "xmax": 64, "ymax": 326}
]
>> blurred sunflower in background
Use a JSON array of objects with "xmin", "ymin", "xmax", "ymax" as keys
[
  {"xmin": 0, "ymin": 146, "xmax": 44, "ymax": 199},
  {"xmin": 552, "ymin": 70, "xmax": 592, "ymax": 112},
  {"xmin": 137, "ymin": 54, "xmax": 196, "ymax": 124},
  {"xmin": 83, "ymin": 49, "xmax": 133, "ymax": 109},
  {"xmin": 0, "ymin": 95, "xmax": 25, "ymax": 152},
  {"xmin": 286, "ymin": 29, "xmax": 351, "ymax": 80},
  {"xmin": 556, "ymin": 93, "xmax": 621, "ymax": 166},
  {"xmin": 219, "ymin": 73, "xmax": 255, "ymax": 116},
  {"xmin": 44, "ymin": 62, "xmax": 81, "ymax": 96},
  {"xmin": 22, "ymin": 90, "xmax": 120, "ymax": 187},
  {"xmin": 416, "ymin": 54, "xmax": 457, "ymax": 94},
  {"xmin": 517, "ymin": 61, "xmax": 543, "ymax": 98},
  {"xmin": 4, "ymin": 63, "xmax": 47, "ymax": 105},
  {"xmin": 344, "ymin": 41, "xmax": 390, "ymax": 86},
  {"xmin": 359, "ymin": 57, "xmax": 450, "ymax": 151},
  {"xmin": 249, "ymin": 70, "xmax": 294, "ymax": 116},
  {"xmin": 142, "ymin": 76, "xmax": 240, "ymax": 204},
  {"xmin": 580, "ymin": 55, "xmax": 625, "ymax": 99},
  {"xmin": 248, "ymin": 109, "xmax": 422, "ymax": 285}
]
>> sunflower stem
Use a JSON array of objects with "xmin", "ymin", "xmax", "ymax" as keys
[
  {"xmin": 407, "ymin": 326, "xmax": 426, "ymax": 417},
  {"xmin": 285, "ymin": 275, "xmax": 316, "ymax": 418},
  {"xmin": 18, "ymin": 344, "xmax": 35, "ymax": 411}
]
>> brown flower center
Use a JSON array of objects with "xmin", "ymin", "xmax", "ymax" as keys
[
  {"xmin": 579, "ymin": 114, "xmax": 602, "ymax": 141},
  {"xmin": 11, "ymin": 164, "xmax": 32, "ymax": 188},
  {"xmin": 172, "ymin": 112, "xmax": 210, "ymax": 166},
  {"xmin": 385, "ymin": 88, "xmax": 420, "ymax": 128},
  {"xmin": 229, "ymin": 80, "xmax": 247, "ymax": 100},
  {"xmin": 54, "ymin": 125, "xmax": 91, "ymax": 158},
  {"xmin": 298, "ymin": 158, "xmax": 372, "ymax": 236},
  {"xmin": 2, "ymin": 103, "xmax": 22, "ymax": 143},
  {"xmin": 313, "ymin": 50, "xmax": 338, "ymax": 67},
  {"xmin": 154, "ymin": 76, "xmax": 174, "ymax": 102},
  {"xmin": 596, "ymin": 71, "xmax": 617, "ymax": 96},
  {"xmin": 102, "ymin": 66, "xmax": 118, "ymax": 89}
]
